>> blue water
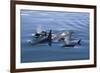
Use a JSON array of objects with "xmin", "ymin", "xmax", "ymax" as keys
[{"xmin": 21, "ymin": 10, "xmax": 90, "ymax": 63}]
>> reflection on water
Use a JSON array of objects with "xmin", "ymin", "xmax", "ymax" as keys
[{"xmin": 21, "ymin": 10, "xmax": 90, "ymax": 63}]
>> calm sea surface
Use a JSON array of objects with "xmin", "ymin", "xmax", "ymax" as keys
[{"xmin": 21, "ymin": 10, "xmax": 90, "ymax": 63}]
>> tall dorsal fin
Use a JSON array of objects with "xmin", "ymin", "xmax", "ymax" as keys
[{"xmin": 48, "ymin": 30, "xmax": 52, "ymax": 46}]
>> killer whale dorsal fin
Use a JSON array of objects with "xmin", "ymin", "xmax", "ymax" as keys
[
  {"xmin": 78, "ymin": 39, "xmax": 81, "ymax": 45},
  {"xmin": 48, "ymin": 30, "xmax": 52, "ymax": 46}
]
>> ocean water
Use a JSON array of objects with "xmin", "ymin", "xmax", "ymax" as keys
[{"xmin": 21, "ymin": 10, "xmax": 90, "ymax": 63}]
